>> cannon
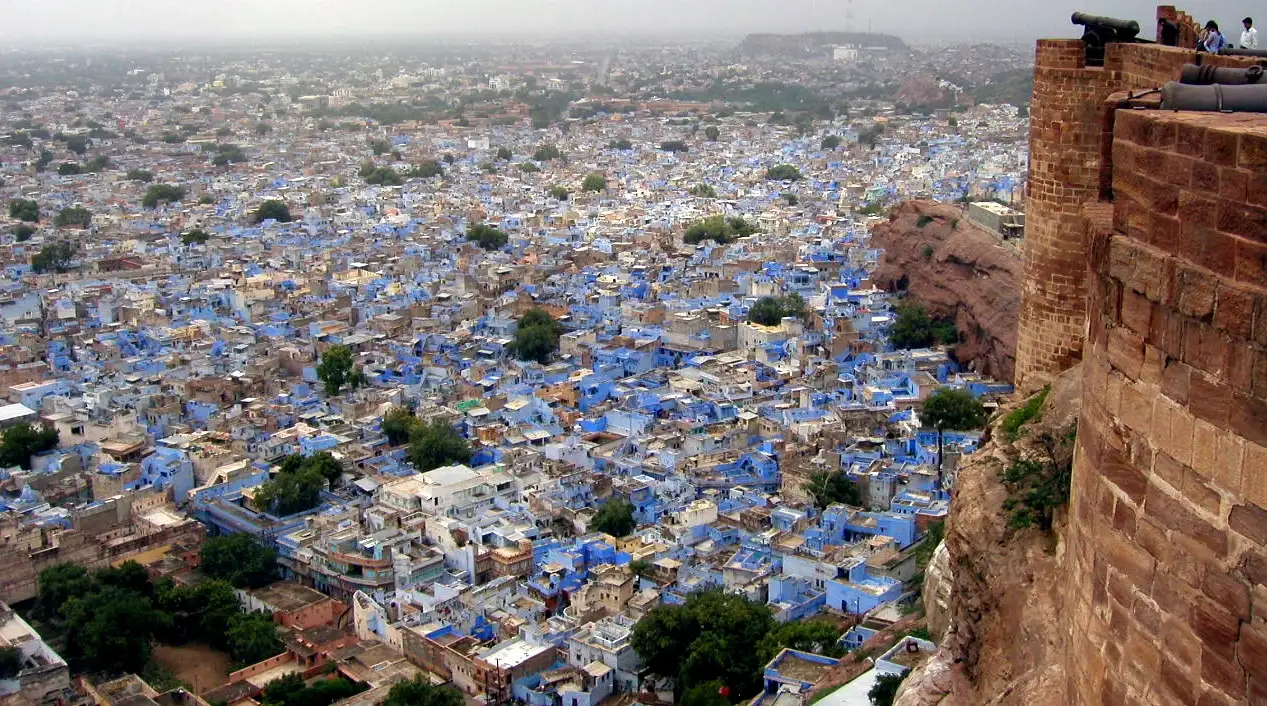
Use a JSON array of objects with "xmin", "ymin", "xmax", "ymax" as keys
[
  {"xmin": 1221, "ymin": 48, "xmax": 1267, "ymax": 58},
  {"xmin": 1161, "ymin": 82, "xmax": 1267, "ymax": 112},
  {"xmin": 1072, "ymin": 12, "xmax": 1145, "ymax": 66},
  {"xmin": 1180, "ymin": 64, "xmax": 1267, "ymax": 85}
]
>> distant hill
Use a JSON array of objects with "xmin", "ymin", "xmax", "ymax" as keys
[
  {"xmin": 738, "ymin": 32, "xmax": 908, "ymax": 57},
  {"xmin": 969, "ymin": 68, "xmax": 1035, "ymax": 108}
]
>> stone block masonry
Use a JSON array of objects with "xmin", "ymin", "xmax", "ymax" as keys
[{"xmin": 1068, "ymin": 108, "xmax": 1267, "ymax": 705}]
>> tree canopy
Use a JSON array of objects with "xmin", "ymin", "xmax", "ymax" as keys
[
  {"xmin": 126, "ymin": 168, "xmax": 154, "ymax": 183},
  {"xmin": 408, "ymin": 160, "xmax": 444, "ymax": 179},
  {"xmin": 888, "ymin": 303, "xmax": 957, "ymax": 350},
  {"xmin": 0, "ymin": 423, "xmax": 59, "ymax": 472},
  {"xmin": 53, "ymin": 206, "xmax": 92, "ymax": 229},
  {"xmin": 549, "ymin": 185, "xmax": 570, "ymax": 201},
  {"xmin": 260, "ymin": 673, "xmax": 366, "ymax": 706},
  {"xmin": 591, "ymin": 497, "xmax": 636, "ymax": 537},
  {"xmin": 8, "ymin": 199, "xmax": 39, "ymax": 222},
  {"xmin": 200, "ymin": 533, "xmax": 278, "ymax": 589},
  {"xmin": 689, "ymin": 183, "xmax": 717, "ymax": 198},
  {"xmin": 212, "ymin": 143, "xmax": 248, "ymax": 166},
  {"xmin": 922, "ymin": 387, "xmax": 989, "ymax": 431},
  {"xmin": 803, "ymin": 470, "xmax": 862, "ymax": 510},
  {"xmin": 316, "ymin": 345, "xmax": 366, "ymax": 396},
  {"xmin": 820, "ymin": 135, "xmax": 842, "ymax": 149},
  {"xmin": 661, "ymin": 140, "xmax": 689, "ymax": 153},
  {"xmin": 684, "ymin": 215, "xmax": 758, "ymax": 245},
  {"xmin": 252, "ymin": 199, "xmax": 293, "ymax": 224},
  {"xmin": 382, "ymin": 676, "xmax": 465, "ymax": 706},
  {"xmin": 509, "ymin": 307, "xmax": 562, "ymax": 364},
  {"xmin": 467, "ymin": 223, "xmax": 508, "ymax": 251},
  {"xmin": 632, "ymin": 589, "xmax": 777, "ymax": 700},
  {"xmin": 582, "ymin": 173, "xmax": 606, "ymax": 193},
  {"xmin": 253, "ymin": 455, "xmax": 333, "ymax": 516},
  {"xmin": 407, "ymin": 421, "xmax": 473, "ymax": 472},
  {"xmin": 30, "ymin": 242, "xmax": 76, "ymax": 274},
  {"xmin": 869, "ymin": 673, "xmax": 905, "ymax": 706},
  {"xmin": 748, "ymin": 294, "xmax": 806, "ymax": 326},
  {"xmin": 382, "ymin": 406, "xmax": 421, "ymax": 446},
  {"xmin": 765, "ymin": 164, "xmax": 802, "ymax": 181},
  {"xmin": 142, "ymin": 184, "xmax": 186, "ymax": 209},
  {"xmin": 35, "ymin": 560, "xmax": 281, "ymax": 675},
  {"xmin": 609, "ymin": 139, "xmax": 633, "ymax": 150},
  {"xmin": 704, "ymin": 126, "xmax": 721, "ymax": 141},
  {"xmin": 532, "ymin": 144, "xmax": 563, "ymax": 162}
]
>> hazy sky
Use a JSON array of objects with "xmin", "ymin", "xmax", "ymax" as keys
[{"xmin": 0, "ymin": 1, "xmax": 1251, "ymax": 43}]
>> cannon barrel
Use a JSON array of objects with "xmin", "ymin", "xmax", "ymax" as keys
[
  {"xmin": 1180, "ymin": 64, "xmax": 1267, "ymax": 85},
  {"xmin": 1161, "ymin": 82, "xmax": 1267, "ymax": 112},
  {"xmin": 1071, "ymin": 12, "xmax": 1141, "ymax": 38},
  {"xmin": 1221, "ymin": 48, "xmax": 1267, "ymax": 58}
]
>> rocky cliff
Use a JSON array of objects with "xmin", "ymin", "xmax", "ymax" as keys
[
  {"xmin": 895, "ymin": 367, "xmax": 1082, "ymax": 706},
  {"xmin": 870, "ymin": 200, "xmax": 1021, "ymax": 382}
]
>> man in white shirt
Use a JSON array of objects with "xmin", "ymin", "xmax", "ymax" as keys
[{"xmin": 1242, "ymin": 17, "xmax": 1259, "ymax": 49}]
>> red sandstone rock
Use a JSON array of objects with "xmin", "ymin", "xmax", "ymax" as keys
[{"xmin": 870, "ymin": 200, "xmax": 1021, "ymax": 383}]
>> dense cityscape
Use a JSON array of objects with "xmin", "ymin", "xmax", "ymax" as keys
[{"xmin": 0, "ymin": 24, "xmax": 1039, "ymax": 706}]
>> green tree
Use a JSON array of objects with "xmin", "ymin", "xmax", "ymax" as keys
[
  {"xmin": 0, "ymin": 646, "xmax": 21, "ymax": 679},
  {"xmin": 161, "ymin": 132, "xmax": 186, "ymax": 144},
  {"xmin": 382, "ymin": 406, "xmax": 421, "ymax": 446},
  {"xmin": 316, "ymin": 345, "xmax": 355, "ymax": 395},
  {"xmin": 689, "ymin": 183, "xmax": 716, "ymax": 198},
  {"xmin": 407, "ymin": 421, "xmax": 473, "ymax": 472},
  {"xmin": 252, "ymin": 200, "xmax": 293, "ymax": 223},
  {"xmin": 782, "ymin": 192, "xmax": 798, "ymax": 206},
  {"xmin": 61, "ymin": 585, "xmax": 167, "ymax": 674},
  {"xmin": 364, "ymin": 166, "xmax": 404, "ymax": 186},
  {"xmin": 704, "ymin": 126, "xmax": 720, "ymax": 141},
  {"xmin": 582, "ymin": 173, "xmax": 606, "ymax": 193},
  {"xmin": 64, "ymin": 135, "xmax": 89, "ymax": 155},
  {"xmin": 509, "ymin": 307, "xmax": 561, "ymax": 364},
  {"xmin": 591, "ymin": 497, "xmax": 636, "ymax": 537},
  {"xmin": 683, "ymin": 215, "xmax": 757, "ymax": 245},
  {"xmin": 466, "ymin": 223, "xmax": 508, "ymax": 250},
  {"xmin": 758, "ymin": 620, "xmax": 844, "ymax": 660},
  {"xmin": 888, "ymin": 303, "xmax": 955, "ymax": 349},
  {"xmin": 922, "ymin": 387, "xmax": 988, "ymax": 431},
  {"xmin": 680, "ymin": 682, "xmax": 729, "ymax": 706},
  {"xmin": 383, "ymin": 677, "xmax": 464, "ymax": 706},
  {"xmin": 869, "ymin": 673, "xmax": 905, "ymax": 706},
  {"xmin": 533, "ymin": 144, "xmax": 563, "ymax": 161},
  {"xmin": 803, "ymin": 470, "xmax": 862, "ymax": 510},
  {"xmin": 56, "ymin": 162, "xmax": 82, "ymax": 176},
  {"xmin": 212, "ymin": 144, "xmax": 248, "ymax": 166},
  {"xmin": 748, "ymin": 294, "xmax": 805, "ymax": 326},
  {"xmin": 0, "ymin": 422, "xmax": 59, "ymax": 468},
  {"xmin": 142, "ymin": 184, "xmax": 186, "ymax": 209},
  {"xmin": 765, "ymin": 164, "xmax": 802, "ymax": 181},
  {"xmin": 216, "ymin": 126, "xmax": 234, "ymax": 138},
  {"xmin": 8, "ymin": 199, "xmax": 39, "ymax": 222},
  {"xmin": 182, "ymin": 229, "xmax": 210, "ymax": 245},
  {"xmin": 96, "ymin": 560, "xmax": 153, "ymax": 598},
  {"xmin": 820, "ymin": 135, "xmax": 842, "ymax": 149},
  {"xmin": 632, "ymin": 589, "xmax": 776, "ymax": 700},
  {"xmin": 629, "ymin": 559, "xmax": 653, "ymax": 577},
  {"xmin": 227, "ymin": 611, "xmax": 283, "ymax": 665},
  {"xmin": 549, "ymin": 185, "xmax": 570, "ymax": 201},
  {"xmin": 253, "ymin": 464, "xmax": 325, "ymax": 515},
  {"xmin": 661, "ymin": 140, "xmax": 689, "ymax": 153},
  {"xmin": 36, "ymin": 563, "xmax": 93, "ymax": 621},
  {"xmin": 126, "ymin": 168, "xmax": 154, "ymax": 182},
  {"xmin": 496, "ymin": 147, "xmax": 513, "ymax": 161},
  {"xmin": 255, "ymin": 123, "xmax": 273, "ymax": 135},
  {"xmin": 609, "ymin": 139, "xmax": 633, "ymax": 150},
  {"xmin": 53, "ymin": 206, "xmax": 92, "ymax": 229},
  {"xmin": 408, "ymin": 160, "xmax": 444, "ymax": 179},
  {"xmin": 30, "ymin": 241, "xmax": 75, "ymax": 273},
  {"xmin": 84, "ymin": 155, "xmax": 111, "ymax": 172},
  {"xmin": 13, "ymin": 224, "xmax": 35, "ymax": 242},
  {"xmin": 200, "ymin": 533, "xmax": 278, "ymax": 589}
]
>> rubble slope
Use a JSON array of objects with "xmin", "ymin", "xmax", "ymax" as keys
[
  {"xmin": 870, "ymin": 200, "xmax": 1021, "ymax": 383},
  {"xmin": 895, "ymin": 365, "xmax": 1081, "ymax": 706}
]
